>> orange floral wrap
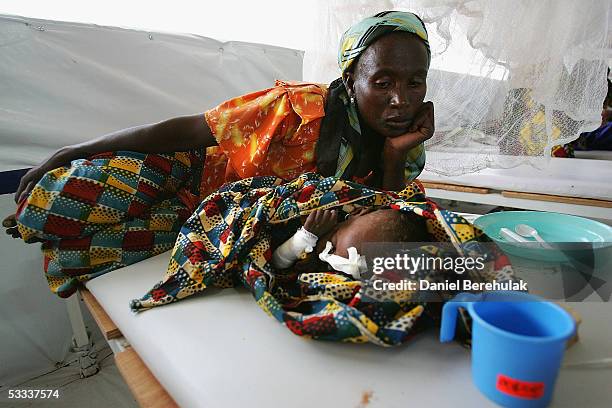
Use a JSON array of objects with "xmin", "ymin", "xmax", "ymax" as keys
[{"xmin": 200, "ymin": 80, "xmax": 328, "ymax": 199}]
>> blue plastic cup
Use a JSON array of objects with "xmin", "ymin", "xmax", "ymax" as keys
[{"xmin": 440, "ymin": 291, "xmax": 575, "ymax": 407}]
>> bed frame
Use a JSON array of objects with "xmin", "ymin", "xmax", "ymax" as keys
[{"xmin": 79, "ymin": 289, "xmax": 178, "ymax": 407}]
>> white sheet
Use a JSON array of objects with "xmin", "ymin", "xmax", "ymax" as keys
[
  {"xmin": 421, "ymin": 153, "xmax": 612, "ymax": 201},
  {"xmin": 86, "ymin": 252, "xmax": 612, "ymax": 408},
  {"xmin": 0, "ymin": 15, "xmax": 303, "ymax": 172}
]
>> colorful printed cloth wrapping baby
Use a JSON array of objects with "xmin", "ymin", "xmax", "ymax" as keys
[{"xmin": 131, "ymin": 173, "xmax": 514, "ymax": 346}]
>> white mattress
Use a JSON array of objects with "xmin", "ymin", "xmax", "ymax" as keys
[
  {"xmin": 422, "ymin": 153, "xmax": 612, "ymax": 201},
  {"xmin": 86, "ymin": 252, "xmax": 612, "ymax": 408}
]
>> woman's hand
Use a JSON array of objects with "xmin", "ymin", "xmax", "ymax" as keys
[
  {"xmin": 15, "ymin": 165, "xmax": 50, "ymax": 205},
  {"xmin": 3, "ymin": 214, "xmax": 43, "ymax": 241},
  {"xmin": 4, "ymin": 165, "xmax": 58, "ymax": 239},
  {"xmin": 2, "ymin": 147, "xmax": 80, "ymax": 242},
  {"xmin": 303, "ymin": 209, "xmax": 337, "ymax": 238},
  {"xmin": 381, "ymin": 101, "xmax": 434, "ymax": 191},
  {"xmin": 3, "ymin": 214, "xmax": 20, "ymax": 238},
  {"xmin": 14, "ymin": 147, "xmax": 78, "ymax": 204},
  {"xmin": 383, "ymin": 101, "xmax": 435, "ymax": 159},
  {"xmin": 4, "ymin": 146, "xmax": 80, "ymax": 239},
  {"xmin": 13, "ymin": 114, "xmax": 217, "ymax": 205}
]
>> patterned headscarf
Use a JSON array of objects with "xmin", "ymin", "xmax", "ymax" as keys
[
  {"xmin": 316, "ymin": 11, "xmax": 430, "ymax": 183},
  {"xmin": 338, "ymin": 10, "xmax": 430, "ymax": 75}
]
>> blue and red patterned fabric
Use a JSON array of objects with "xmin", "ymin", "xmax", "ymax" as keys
[
  {"xmin": 131, "ymin": 173, "xmax": 515, "ymax": 346},
  {"xmin": 15, "ymin": 150, "xmax": 204, "ymax": 297}
]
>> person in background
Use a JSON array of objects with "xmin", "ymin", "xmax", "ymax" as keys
[
  {"xmin": 553, "ymin": 69, "xmax": 612, "ymax": 157},
  {"xmin": 570, "ymin": 73, "xmax": 612, "ymax": 151}
]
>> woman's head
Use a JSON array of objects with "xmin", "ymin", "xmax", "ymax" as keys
[{"xmin": 338, "ymin": 11, "xmax": 431, "ymax": 138}]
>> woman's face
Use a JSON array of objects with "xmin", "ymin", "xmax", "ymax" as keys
[{"xmin": 345, "ymin": 32, "xmax": 429, "ymax": 138}]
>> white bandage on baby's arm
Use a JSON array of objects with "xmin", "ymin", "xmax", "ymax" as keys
[{"xmin": 271, "ymin": 227, "xmax": 319, "ymax": 269}]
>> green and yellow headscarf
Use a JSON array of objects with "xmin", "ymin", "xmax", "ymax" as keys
[
  {"xmin": 317, "ymin": 11, "xmax": 431, "ymax": 183},
  {"xmin": 338, "ymin": 10, "xmax": 430, "ymax": 74}
]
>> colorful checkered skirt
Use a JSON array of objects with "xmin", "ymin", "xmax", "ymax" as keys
[{"xmin": 15, "ymin": 150, "xmax": 204, "ymax": 297}]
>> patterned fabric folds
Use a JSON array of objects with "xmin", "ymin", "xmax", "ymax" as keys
[
  {"xmin": 131, "ymin": 173, "xmax": 515, "ymax": 346},
  {"xmin": 204, "ymin": 80, "xmax": 327, "ymax": 183},
  {"xmin": 15, "ymin": 151, "xmax": 201, "ymax": 297}
]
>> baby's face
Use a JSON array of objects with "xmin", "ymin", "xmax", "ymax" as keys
[{"xmin": 315, "ymin": 209, "xmax": 399, "ymax": 258}]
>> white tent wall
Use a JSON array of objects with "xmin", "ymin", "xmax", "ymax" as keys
[
  {"xmin": 0, "ymin": 15, "xmax": 303, "ymax": 387},
  {"xmin": 1, "ymin": 0, "xmax": 315, "ymax": 51},
  {"xmin": 0, "ymin": 15, "xmax": 304, "ymax": 171}
]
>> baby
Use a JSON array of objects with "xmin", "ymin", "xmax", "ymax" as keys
[{"xmin": 272, "ymin": 207, "xmax": 429, "ymax": 277}]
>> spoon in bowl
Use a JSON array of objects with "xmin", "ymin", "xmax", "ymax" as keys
[{"xmin": 515, "ymin": 224, "xmax": 553, "ymax": 249}]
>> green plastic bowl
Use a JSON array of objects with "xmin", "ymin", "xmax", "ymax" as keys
[{"xmin": 474, "ymin": 211, "xmax": 612, "ymax": 262}]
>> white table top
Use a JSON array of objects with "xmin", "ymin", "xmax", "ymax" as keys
[{"xmin": 86, "ymin": 252, "xmax": 612, "ymax": 408}]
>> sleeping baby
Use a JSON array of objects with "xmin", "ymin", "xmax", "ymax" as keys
[{"xmin": 271, "ymin": 207, "xmax": 430, "ymax": 278}]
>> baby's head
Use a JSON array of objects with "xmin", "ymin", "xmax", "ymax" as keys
[{"xmin": 315, "ymin": 208, "xmax": 429, "ymax": 258}]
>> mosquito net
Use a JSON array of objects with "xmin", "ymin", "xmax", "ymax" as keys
[{"xmin": 303, "ymin": 0, "xmax": 611, "ymax": 175}]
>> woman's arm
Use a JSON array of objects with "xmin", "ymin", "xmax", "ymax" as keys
[
  {"xmin": 73, "ymin": 113, "xmax": 216, "ymax": 156},
  {"xmin": 381, "ymin": 101, "xmax": 434, "ymax": 191},
  {"xmin": 14, "ymin": 113, "xmax": 216, "ymax": 203}
]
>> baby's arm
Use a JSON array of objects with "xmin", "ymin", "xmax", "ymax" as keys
[{"xmin": 271, "ymin": 209, "xmax": 337, "ymax": 269}]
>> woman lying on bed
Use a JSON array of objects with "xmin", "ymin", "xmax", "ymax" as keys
[{"xmin": 4, "ymin": 11, "xmax": 436, "ymax": 298}]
